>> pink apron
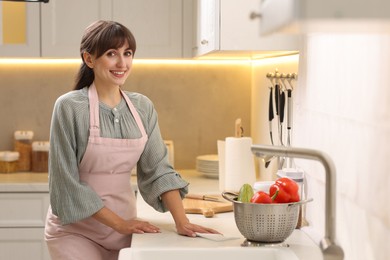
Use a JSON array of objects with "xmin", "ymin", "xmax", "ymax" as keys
[{"xmin": 45, "ymin": 84, "xmax": 147, "ymax": 260}]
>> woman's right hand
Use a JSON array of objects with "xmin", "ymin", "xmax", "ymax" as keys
[
  {"xmin": 93, "ymin": 207, "xmax": 160, "ymax": 235},
  {"xmin": 116, "ymin": 219, "xmax": 161, "ymax": 235}
]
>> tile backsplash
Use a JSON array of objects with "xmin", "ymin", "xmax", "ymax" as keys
[
  {"xmin": 294, "ymin": 34, "xmax": 390, "ymax": 260},
  {"xmin": 0, "ymin": 60, "xmax": 252, "ymax": 169}
]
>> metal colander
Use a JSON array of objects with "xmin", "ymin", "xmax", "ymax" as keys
[{"xmin": 222, "ymin": 192, "xmax": 312, "ymax": 243}]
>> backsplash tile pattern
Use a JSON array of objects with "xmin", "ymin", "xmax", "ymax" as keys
[
  {"xmin": 0, "ymin": 61, "xmax": 252, "ymax": 169},
  {"xmin": 294, "ymin": 34, "xmax": 390, "ymax": 260}
]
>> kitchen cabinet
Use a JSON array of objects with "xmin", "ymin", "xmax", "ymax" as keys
[
  {"xmin": 0, "ymin": 228, "xmax": 50, "ymax": 260},
  {"xmin": 40, "ymin": 0, "xmax": 111, "ymax": 57},
  {"xmin": 41, "ymin": 0, "xmax": 191, "ymax": 58},
  {"xmin": 193, "ymin": 0, "xmax": 300, "ymax": 58},
  {"xmin": 113, "ymin": 0, "xmax": 190, "ymax": 58},
  {"xmin": 0, "ymin": 192, "xmax": 50, "ymax": 260},
  {"xmin": 259, "ymin": 0, "xmax": 390, "ymax": 34},
  {"xmin": 0, "ymin": 2, "xmax": 40, "ymax": 57}
]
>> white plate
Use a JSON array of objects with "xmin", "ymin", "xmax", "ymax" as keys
[
  {"xmin": 196, "ymin": 154, "xmax": 219, "ymax": 162},
  {"xmin": 199, "ymin": 171, "xmax": 219, "ymax": 179}
]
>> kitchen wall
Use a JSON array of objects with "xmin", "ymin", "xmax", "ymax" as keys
[
  {"xmin": 0, "ymin": 60, "xmax": 252, "ymax": 169},
  {"xmin": 251, "ymin": 55, "xmax": 300, "ymax": 180},
  {"xmin": 251, "ymin": 35, "xmax": 390, "ymax": 260},
  {"xmin": 293, "ymin": 34, "xmax": 390, "ymax": 260}
]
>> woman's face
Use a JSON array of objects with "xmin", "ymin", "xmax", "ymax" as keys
[{"xmin": 88, "ymin": 43, "xmax": 133, "ymax": 88}]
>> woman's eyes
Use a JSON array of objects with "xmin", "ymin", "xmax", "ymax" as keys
[
  {"xmin": 124, "ymin": 51, "xmax": 133, "ymax": 57},
  {"xmin": 106, "ymin": 50, "xmax": 133, "ymax": 57}
]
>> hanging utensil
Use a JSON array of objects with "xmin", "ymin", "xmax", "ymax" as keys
[
  {"xmin": 274, "ymin": 82, "xmax": 280, "ymax": 143},
  {"xmin": 268, "ymin": 86, "xmax": 274, "ymax": 145},
  {"xmin": 279, "ymin": 89, "xmax": 286, "ymax": 146},
  {"xmin": 287, "ymin": 89, "xmax": 293, "ymax": 147}
]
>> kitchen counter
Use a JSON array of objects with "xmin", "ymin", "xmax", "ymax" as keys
[
  {"xmin": 0, "ymin": 170, "xmax": 324, "ymax": 259},
  {"xmin": 119, "ymin": 170, "xmax": 323, "ymax": 260},
  {"xmin": 0, "ymin": 172, "xmax": 49, "ymax": 192}
]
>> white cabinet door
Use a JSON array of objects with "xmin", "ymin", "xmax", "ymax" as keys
[
  {"xmin": 260, "ymin": 0, "xmax": 390, "ymax": 34},
  {"xmin": 193, "ymin": 0, "xmax": 219, "ymax": 56},
  {"xmin": 112, "ymin": 0, "xmax": 183, "ymax": 58},
  {"xmin": 40, "ymin": 0, "xmax": 112, "ymax": 58},
  {"xmin": 193, "ymin": 0, "xmax": 300, "ymax": 58},
  {"xmin": 0, "ymin": 192, "xmax": 49, "ymax": 227},
  {"xmin": 0, "ymin": 228, "xmax": 50, "ymax": 260},
  {"xmin": 0, "ymin": 2, "xmax": 40, "ymax": 57}
]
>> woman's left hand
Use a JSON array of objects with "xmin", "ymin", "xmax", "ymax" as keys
[
  {"xmin": 176, "ymin": 221, "xmax": 220, "ymax": 237},
  {"xmin": 160, "ymin": 189, "xmax": 220, "ymax": 237}
]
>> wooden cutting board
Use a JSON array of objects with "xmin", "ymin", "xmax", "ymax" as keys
[{"xmin": 183, "ymin": 195, "xmax": 233, "ymax": 218}]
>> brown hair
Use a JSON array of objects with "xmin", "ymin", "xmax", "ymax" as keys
[{"xmin": 73, "ymin": 20, "xmax": 136, "ymax": 90}]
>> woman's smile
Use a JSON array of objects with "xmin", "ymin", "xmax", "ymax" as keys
[{"xmin": 110, "ymin": 70, "xmax": 127, "ymax": 78}]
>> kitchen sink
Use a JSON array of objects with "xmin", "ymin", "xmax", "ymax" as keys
[{"xmin": 119, "ymin": 247, "xmax": 300, "ymax": 260}]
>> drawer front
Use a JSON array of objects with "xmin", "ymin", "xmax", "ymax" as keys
[
  {"xmin": 0, "ymin": 193, "xmax": 49, "ymax": 227},
  {"xmin": 0, "ymin": 227, "xmax": 50, "ymax": 260}
]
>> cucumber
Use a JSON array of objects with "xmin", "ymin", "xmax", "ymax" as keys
[{"xmin": 237, "ymin": 183, "xmax": 254, "ymax": 203}]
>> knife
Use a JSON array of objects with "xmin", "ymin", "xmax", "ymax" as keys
[
  {"xmin": 287, "ymin": 89, "xmax": 292, "ymax": 146},
  {"xmin": 268, "ymin": 87, "xmax": 274, "ymax": 145},
  {"xmin": 279, "ymin": 89, "xmax": 286, "ymax": 146},
  {"xmin": 185, "ymin": 194, "xmax": 223, "ymax": 202}
]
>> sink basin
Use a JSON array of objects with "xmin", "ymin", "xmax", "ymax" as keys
[{"xmin": 119, "ymin": 247, "xmax": 300, "ymax": 260}]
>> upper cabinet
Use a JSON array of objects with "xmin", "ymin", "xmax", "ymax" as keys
[
  {"xmin": 193, "ymin": 0, "xmax": 300, "ymax": 58},
  {"xmin": 0, "ymin": 2, "xmax": 40, "ymax": 57},
  {"xmin": 41, "ymin": 0, "xmax": 112, "ymax": 57},
  {"xmin": 193, "ymin": 0, "xmax": 219, "ymax": 57},
  {"xmin": 113, "ymin": 0, "xmax": 186, "ymax": 59},
  {"xmin": 1, "ymin": 0, "xmax": 192, "ymax": 58},
  {"xmin": 41, "ymin": 0, "xmax": 191, "ymax": 58},
  {"xmin": 260, "ymin": 0, "xmax": 390, "ymax": 34}
]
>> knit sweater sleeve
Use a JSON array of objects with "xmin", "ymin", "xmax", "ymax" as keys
[
  {"xmin": 129, "ymin": 93, "xmax": 189, "ymax": 212},
  {"xmin": 48, "ymin": 92, "xmax": 104, "ymax": 225}
]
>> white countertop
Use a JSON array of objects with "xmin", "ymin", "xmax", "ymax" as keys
[
  {"xmin": 120, "ymin": 170, "xmax": 324, "ymax": 260},
  {"xmin": 0, "ymin": 170, "xmax": 324, "ymax": 259},
  {"xmin": 0, "ymin": 172, "xmax": 49, "ymax": 192}
]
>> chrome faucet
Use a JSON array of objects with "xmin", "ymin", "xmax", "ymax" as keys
[{"xmin": 251, "ymin": 144, "xmax": 344, "ymax": 260}]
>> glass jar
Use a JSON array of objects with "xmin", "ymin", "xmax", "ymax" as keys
[
  {"xmin": 32, "ymin": 141, "xmax": 49, "ymax": 173},
  {"xmin": 0, "ymin": 151, "xmax": 20, "ymax": 173},
  {"xmin": 14, "ymin": 130, "xmax": 34, "ymax": 172}
]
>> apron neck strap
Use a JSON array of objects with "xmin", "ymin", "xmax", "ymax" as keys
[{"xmin": 88, "ymin": 84, "xmax": 147, "ymax": 138}]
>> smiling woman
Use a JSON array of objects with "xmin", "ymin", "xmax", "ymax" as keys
[{"xmin": 44, "ymin": 20, "xmax": 219, "ymax": 260}]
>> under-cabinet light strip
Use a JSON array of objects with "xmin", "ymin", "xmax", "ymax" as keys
[{"xmin": 0, "ymin": 58, "xmax": 251, "ymax": 65}]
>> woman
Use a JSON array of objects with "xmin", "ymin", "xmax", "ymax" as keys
[{"xmin": 44, "ymin": 20, "xmax": 217, "ymax": 260}]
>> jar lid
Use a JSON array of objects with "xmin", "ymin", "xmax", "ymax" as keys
[
  {"xmin": 32, "ymin": 141, "xmax": 50, "ymax": 151},
  {"xmin": 0, "ymin": 151, "xmax": 20, "ymax": 161},
  {"xmin": 277, "ymin": 168, "xmax": 304, "ymax": 182},
  {"xmin": 14, "ymin": 131, "xmax": 34, "ymax": 140}
]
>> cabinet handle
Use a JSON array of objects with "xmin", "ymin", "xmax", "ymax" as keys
[
  {"xmin": 200, "ymin": 39, "xmax": 209, "ymax": 45},
  {"xmin": 249, "ymin": 12, "xmax": 262, "ymax": 20}
]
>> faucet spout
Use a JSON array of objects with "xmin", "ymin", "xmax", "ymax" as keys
[{"xmin": 251, "ymin": 144, "xmax": 344, "ymax": 260}]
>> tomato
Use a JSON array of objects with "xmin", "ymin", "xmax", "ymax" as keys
[
  {"xmin": 269, "ymin": 177, "xmax": 300, "ymax": 203},
  {"xmin": 250, "ymin": 191, "xmax": 273, "ymax": 204}
]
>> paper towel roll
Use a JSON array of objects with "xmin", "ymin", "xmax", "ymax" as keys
[
  {"xmin": 217, "ymin": 140, "xmax": 226, "ymax": 192},
  {"xmin": 224, "ymin": 137, "xmax": 256, "ymax": 192}
]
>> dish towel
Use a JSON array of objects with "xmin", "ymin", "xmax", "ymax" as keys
[{"xmin": 195, "ymin": 232, "xmax": 240, "ymax": 241}]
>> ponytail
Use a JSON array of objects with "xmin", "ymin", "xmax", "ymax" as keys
[{"xmin": 73, "ymin": 63, "xmax": 94, "ymax": 90}]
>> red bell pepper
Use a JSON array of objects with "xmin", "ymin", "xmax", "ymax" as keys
[
  {"xmin": 269, "ymin": 177, "xmax": 300, "ymax": 203},
  {"xmin": 250, "ymin": 191, "xmax": 273, "ymax": 204}
]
